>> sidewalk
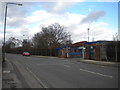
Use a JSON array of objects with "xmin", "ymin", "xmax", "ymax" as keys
[
  {"xmin": 77, "ymin": 59, "xmax": 120, "ymax": 67},
  {"xmin": 32, "ymin": 55, "xmax": 120, "ymax": 67},
  {"xmin": 0, "ymin": 63, "xmax": 2, "ymax": 90},
  {"xmin": 0, "ymin": 48, "xmax": 2, "ymax": 89},
  {"xmin": 2, "ymin": 58, "xmax": 23, "ymax": 88},
  {"xmin": 2, "ymin": 57, "xmax": 44, "ymax": 89}
]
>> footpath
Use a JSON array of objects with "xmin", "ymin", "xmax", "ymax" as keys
[
  {"xmin": 0, "ymin": 48, "xmax": 2, "ymax": 89},
  {"xmin": 77, "ymin": 59, "xmax": 120, "ymax": 67},
  {"xmin": 0, "ymin": 63, "xmax": 1, "ymax": 90},
  {"xmin": 2, "ymin": 58, "xmax": 44, "ymax": 89},
  {"xmin": 2, "ymin": 58, "xmax": 22, "ymax": 88},
  {"xmin": 32, "ymin": 55, "xmax": 120, "ymax": 68}
]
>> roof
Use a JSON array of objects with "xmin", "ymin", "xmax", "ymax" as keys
[
  {"xmin": 71, "ymin": 41, "xmax": 87, "ymax": 47},
  {"xmin": 54, "ymin": 48, "xmax": 61, "ymax": 50},
  {"xmin": 84, "ymin": 41, "xmax": 103, "ymax": 45}
]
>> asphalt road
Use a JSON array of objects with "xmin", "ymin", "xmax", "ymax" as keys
[{"xmin": 6, "ymin": 54, "xmax": 118, "ymax": 88}]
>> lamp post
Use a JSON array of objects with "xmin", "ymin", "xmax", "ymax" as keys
[
  {"xmin": 87, "ymin": 28, "xmax": 89, "ymax": 42},
  {"xmin": 115, "ymin": 33, "xmax": 118, "ymax": 62},
  {"xmin": 3, "ymin": 2, "xmax": 22, "ymax": 62}
]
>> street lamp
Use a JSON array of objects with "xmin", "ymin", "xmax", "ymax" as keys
[
  {"xmin": 87, "ymin": 28, "xmax": 89, "ymax": 42},
  {"xmin": 115, "ymin": 33, "xmax": 118, "ymax": 62},
  {"xmin": 3, "ymin": 2, "xmax": 22, "ymax": 62}
]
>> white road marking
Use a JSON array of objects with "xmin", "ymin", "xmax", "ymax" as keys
[
  {"xmin": 26, "ymin": 67, "xmax": 48, "ymax": 88},
  {"xmin": 79, "ymin": 68, "xmax": 113, "ymax": 78},
  {"xmin": 62, "ymin": 64, "xmax": 70, "ymax": 67},
  {"xmin": 37, "ymin": 63, "xmax": 71, "ymax": 68},
  {"xmin": 3, "ymin": 70, "xmax": 10, "ymax": 73},
  {"xmin": 101, "ymin": 66, "xmax": 105, "ymax": 67},
  {"xmin": 37, "ymin": 63, "xmax": 52, "ymax": 65}
]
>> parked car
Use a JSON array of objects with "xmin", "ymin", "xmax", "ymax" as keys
[{"xmin": 22, "ymin": 52, "xmax": 30, "ymax": 56}]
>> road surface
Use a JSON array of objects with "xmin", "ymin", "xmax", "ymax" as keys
[{"xmin": 6, "ymin": 54, "xmax": 118, "ymax": 88}]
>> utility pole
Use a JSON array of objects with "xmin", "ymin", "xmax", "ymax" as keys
[
  {"xmin": 88, "ymin": 28, "xmax": 89, "ymax": 42},
  {"xmin": 115, "ymin": 33, "xmax": 118, "ymax": 62}
]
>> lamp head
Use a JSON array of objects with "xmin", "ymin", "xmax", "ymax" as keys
[{"xmin": 18, "ymin": 4, "xmax": 22, "ymax": 6}]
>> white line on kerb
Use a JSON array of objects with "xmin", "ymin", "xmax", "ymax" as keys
[
  {"xmin": 26, "ymin": 67, "xmax": 48, "ymax": 88},
  {"xmin": 79, "ymin": 68, "xmax": 113, "ymax": 78}
]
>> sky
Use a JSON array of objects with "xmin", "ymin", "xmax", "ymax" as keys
[{"xmin": 0, "ymin": 0, "xmax": 119, "ymax": 47}]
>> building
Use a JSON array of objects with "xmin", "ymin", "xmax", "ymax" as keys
[
  {"xmin": 60, "ymin": 41, "xmax": 87, "ymax": 58},
  {"xmin": 83, "ymin": 41, "xmax": 103, "ymax": 61},
  {"xmin": 59, "ymin": 40, "xmax": 119, "ymax": 62},
  {"xmin": 69, "ymin": 41, "xmax": 87, "ymax": 58},
  {"xmin": 83, "ymin": 41, "xmax": 119, "ymax": 61}
]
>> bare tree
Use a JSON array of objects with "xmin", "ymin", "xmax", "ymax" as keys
[
  {"xmin": 22, "ymin": 39, "xmax": 32, "ymax": 51},
  {"xmin": 5, "ymin": 37, "xmax": 22, "ymax": 48},
  {"xmin": 32, "ymin": 23, "xmax": 72, "ymax": 49}
]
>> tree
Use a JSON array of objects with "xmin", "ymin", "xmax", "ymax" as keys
[
  {"xmin": 32, "ymin": 23, "xmax": 72, "ymax": 49},
  {"xmin": 4, "ymin": 37, "xmax": 22, "ymax": 53},
  {"xmin": 22, "ymin": 39, "xmax": 32, "ymax": 51},
  {"xmin": 5, "ymin": 37, "xmax": 22, "ymax": 48}
]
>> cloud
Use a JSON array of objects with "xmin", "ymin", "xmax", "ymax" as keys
[
  {"xmin": 7, "ymin": 17, "xmax": 27, "ymax": 27},
  {"xmin": 88, "ymin": 8, "xmax": 92, "ymax": 12},
  {"xmin": 24, "ymin": 10, "xmax": 115, "ymax": 43},
  {"xmin": 81, "ymin": 11, "xmax": 106, "ymax": 24},
  {"xmin": 0, "ymin": 2, "xmax": 37, "ymax": 28},
  {"xmin": 96, "ymin": 0, "xmax": 119, "ymax": 2},
  {"xmin": 69, "ymin": 22, "xmax": 116, "ymax": 42},
  {"xmin": 40, "ymin": 2, "xmax": 79, "ymax": 13},
  {"xmin": 1, "ymin": 9, "xmax": 116, "ymax": 43}
]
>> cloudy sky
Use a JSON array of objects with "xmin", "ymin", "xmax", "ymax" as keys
[{"xmin": 0, "ymin": 0, "xmax": 119, "ymax": 47}]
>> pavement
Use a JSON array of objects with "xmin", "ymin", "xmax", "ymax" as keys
[
  {"xmin": 0, "ymin": 48, "xmax": 2, "ymax": 90},
  {"xmin": 77, "ymin": 59, "xmax": 120, "ymax": 67},
  {"xmin": 2, "ymin": 58, "xmax": 23, "ymax": 88},
  {"xmin": 0, "ymin": 63, "xmax": 2, "ymax": 90},
  {"xmin": 32, "ymin": 55, "xmax": 120, "ymax": 67},
  {"xmin": 2, "ymin": 57, "xmax": 44, "ymax": 89},
  {"xmin": 1, "ymin": 54, "xmax": 119, "ymax": 89}
]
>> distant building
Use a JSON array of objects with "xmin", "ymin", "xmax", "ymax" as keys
[
  {"xmin": 83, "ymin": 41, "xmax": 119, "ymax": 61},
  {"xmin": 59, "ymin": 40, "xmax": 119, "ymax": 62},
  {"xmin": 69, "ymin": 41, "xmax": 87, "ymax": 58},
  {"xmin": 59, "ymin": 41, "xmax": 87, "ymax": 58},
  {"xmin": 83, "ymin": 41, "xmax": 105, "ymax": 61}
]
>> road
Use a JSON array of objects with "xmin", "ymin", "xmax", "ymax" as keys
[{"xmin": 6, "ymin": 54, "xmax": 118, "ymax": 88}]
